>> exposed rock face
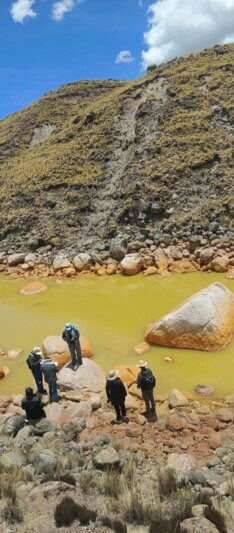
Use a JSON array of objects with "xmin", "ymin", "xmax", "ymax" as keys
[
  {"xmin": 20, "ymin": 281, "xmax": 48, "ymax": 295},
  {"xmin": 121, "ymin": 253, "xmax": 143, "ymax": 275},
  {"xmin": 57, "ymin": 358, "xmax": 105, "ymax": 393},
  {"xmin": 145, "ymin": 283, "xmax": 234, "ymax": 351},
  {"xmin": 42, "ymin": 335, "xmax": 93, "ymax": 368}
]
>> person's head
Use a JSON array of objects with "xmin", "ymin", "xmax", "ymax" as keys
[
  {"xmin": 137, "ymin": 360, "xmax": 148, "ymax": 371},
  {"xmin": 33, "ymin": 346, "xmax": 42, "ymax": 357},
  {"xmin": 108, "ymin": 369, "xmax": 119, "ymax": 381},
  {"xmin": 25, "ymin": 387, "xmax": 34, "ymax": 399},
  {"xmin": 65, "ymin": 322, "xmax": 72, "ymax": 332}
]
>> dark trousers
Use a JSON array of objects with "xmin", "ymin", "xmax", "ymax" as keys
[
  {"xmin": 142, "ymin": 388, "xmax": 156, "ymax": 414},
  {"xmin": 32, "ymin": 369, "xmax": 44, "ymax": 394},
  {"xmin": 68, "ymin": 339, "xmax": 82, "ymax": 366},
  {"xmin": 48, "ymin": 382, "xmax": 59, "ymax": 402},
  {"xmin": 113, "ymin": 402, "xmax": 126, "ymax": 421}
]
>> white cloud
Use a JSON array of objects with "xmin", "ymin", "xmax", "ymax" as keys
[
  {"xmin": 52, "ymin": 0, "xmax": 84, "ymax": 21},
  {"xmin": 10, "ymin": 0, "xmax": 36, "ymax": 23},
  {"xmin": 115, "ymin": 50, "xmax": 135, "ymax": 64},
  {"xmin": 142, "ymin": 0, "xmax": 234, "ymax": 69}
]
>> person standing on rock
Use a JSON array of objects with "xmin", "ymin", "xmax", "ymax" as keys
[
  {"xmin": 62, "ymin": 322, "xmax": 83, "ymax": 370},
  {"xmin": 106, "ymin": 370, "xmax": 128, "ymax": 424},
  {"xmin": 21, "ymin": 387, "xmax": 46, "ymax": 423},
  {"xmin": 26, "ymin": 347, "xmax": 47, "ymax": 395},
  {"xmin": 41, "ymin": 355, "xmax": 59, "ymax": 403},
  {"xmin": 137, "ymin": 360, "xmax": 157, "ymax": 420}
]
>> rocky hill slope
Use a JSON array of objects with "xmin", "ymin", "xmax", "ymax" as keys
[{"xmin": 0, "ymin": 44, "xmax": 233, "ymax": 252}]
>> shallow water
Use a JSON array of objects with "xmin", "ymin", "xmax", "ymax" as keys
[{"xmin": 0, "ymin": 273, "xmax": 233, "ymax": 396}]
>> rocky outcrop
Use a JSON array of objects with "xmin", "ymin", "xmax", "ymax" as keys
[
  {"xmin": 121, "ymin": 253, "xmax": 143, "ymax": 275},
  {"xmin": 145, "ymin": 283, "xmax": 234, "ymax": 351},
  {"xmin": 42, "ymin": 335, "xmax": 93, "ymax": 368},
  {"xmin": 57, "ymin": 358, "xmax": 105, "ymax": 393}
]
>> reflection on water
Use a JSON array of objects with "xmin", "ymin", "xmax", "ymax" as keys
[{"xmin": 0, "ymin": 273, "xmax": 233, "ymax": 396}]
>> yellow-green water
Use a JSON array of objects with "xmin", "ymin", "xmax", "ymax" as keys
[{"xmin": 0, "ymin": 273, "xmax": 233, "ymax": 396}]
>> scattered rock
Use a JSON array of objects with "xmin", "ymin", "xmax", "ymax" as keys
[
  {"xmin": 134, "ymin": 342, "xmax": 149, "ymax": 355},
  {"xmin": 164, "ymin": 356, "xmax": 175, "ymax": 363},
  {"xmin": 8, "ymin": 253, "xmax": 25, "ymax": 266},
  {"xmin": 93, "ymin": 446, "xmax": 120, "ymax": 469},
  {"xmin": 7, "ymin": 348, "xmax": 23, "ymax": 360},
  {"xmin": 114, "ymin": 365, "xmax": 139, "ymax": 387},
  {"xmin": 145, "ymin": 283, "xmax": 234, "ymax": 351},
  {"xmin": 195, "ymin": 384, "xmax": 214, "ymax": 396},
  {"xmin": 169, "ymin": 389, "xmax": 188, "ymax": 408},
  {"xmin": 121, "ymin": 253, "xmax": 143, "ymax": 275},
  {"xmin": 110, "ymin": 236, "xmax": 127, "ymax": 261},
  {"xmin": 20, "ymin": 281, "xmax": 48, "ymax": 295},
  {"xmin": 73, "ymin": 253, "xmax": 92, "ymax": 271},
  {"xmin": 53, "ymin": 256, "xmax": 71, "ymax": 271},
  {"xmin": 211, "ymin": 256, "xmax": 229, "ymax": 272},
  {"xmin": 35, "ymin": 451, "xmax": 57, "ymax": 474},
  {"xmin": 180, "ymin": 517, "xmax": 219, "ymax": 532}
]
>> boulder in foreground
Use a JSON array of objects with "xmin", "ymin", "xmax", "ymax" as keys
[
  {"xmin": 57, "ymin": 357, "xmax": 105, "ymax": 393},
  {"xmin": 145, "ymin": 283, "xmax": 234, "ymax": 351}
]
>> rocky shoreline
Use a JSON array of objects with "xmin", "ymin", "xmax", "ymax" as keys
[
  {"xmin": 0, "ymin": 234, "xmax": 233, "ymax": 280},
  {"xmin": 0, "ymin": 358, "xmax": 233, "ymax": 532}
]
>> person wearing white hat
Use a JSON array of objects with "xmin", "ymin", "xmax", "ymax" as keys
[
  {"xmin": 62, "ymin": 322, "xmax": 83, "ymax": 370},
  {"xmin": 137, "ymin": 360, "xmax": 157, "ymax": 419},
  {"xmin": 106, "ymin": 370, "xmax": 128, "ymax": 424},
  {"xmin": 26, "ymin": 347, "xmax": 47, "ymax": 395}
]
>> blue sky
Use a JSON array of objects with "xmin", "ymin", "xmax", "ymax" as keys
[
  {"xmin": 0, "ymin": 0, "xmax": 152, "ymax": 118},
  {"xmin": 1, "ymin": 0, "xmax": 233, "ymax": 119}
]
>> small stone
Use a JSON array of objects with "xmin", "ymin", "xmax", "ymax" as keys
[
  {"xmin": 195, "ymin": 384, "xmax": 214, "ymax": 396},
  {"xmin": 134, "ymin": 342, "xmax": 149, "ymax": 355}
]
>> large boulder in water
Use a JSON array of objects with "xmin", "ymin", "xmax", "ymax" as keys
[
  {"xmin": 42, "ymin": 335, "xmax": 93, "ymax": 369},
  {"xmin": 57, "ymin": 358, "xmax": 105, "ymax": 393},
  {"xmin": 145, "ymin": 283, "xmax": 234, "ymax": 351}
]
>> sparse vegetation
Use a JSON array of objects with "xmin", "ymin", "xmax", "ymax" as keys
[
  {"xmin": 158, "ymin": 467, "xmax": 177, "ymax": 500},
  {"xmin": 204, "ymin": 503, "xmax": 227, "ymax": 533}
]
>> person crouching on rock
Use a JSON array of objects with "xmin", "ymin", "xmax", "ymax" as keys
[
  {"xmin": 106, "ymin": 370, "xmax": 129, "ymax": 425},
  {"xmin": 137, "ymin": 360, "xmax": 157, "ymax": 420},
  {"xmin": 41, "ymin": 355, "xmax": 59, "ymax": 403},
  {"xmin": 21, "ymin": 387, "xmax": 46, "ymax": 423},
  {"xmin": 62, "ymin": 322, "xmax": 83, "ymax": 370},
  {"xmin": 26, "ymin": 346, "xmax": 47, "ymax": 395}
]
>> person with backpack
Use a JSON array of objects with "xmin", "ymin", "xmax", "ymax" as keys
[
  {"xmin": 136, "ymin": 360, "xmax": 157, "ymax": 420},
  {"xmin": 26, "ymin": 347, "xmax": 47, "ymax": 395},
  {"xmin": 106, "ymin": 370, "xmax": 128, "ymax": 424},
  {"xmin": 41, "ymin": 355, "xmax": 59, "ymax": 403},
  {"xmin": 62, "ymin": 322, "xmax": 83, "ymax": 370},
  {"xmin": 21, "ymin": 387, "xmax": 46, "ymax": 423}
]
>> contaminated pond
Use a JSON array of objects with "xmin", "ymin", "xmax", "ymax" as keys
[{"xmin": 0, "ymin": 272, "xmax": 233, "ymax": 397}]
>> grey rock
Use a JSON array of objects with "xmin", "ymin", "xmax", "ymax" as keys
[
  {"xmin": 180, "ymin": 517, "xmax": 219, "ymax": 532},
  {"xmin": 8, "ymin": 253, "xmax": 25, "ymax": 266},
  {"xmin": 73, "ymin": 253, "xmax": 92, "ymax": 271},
  {"xmin": 110, "ymin": 236, "xmax": 127, "ymax": 261},
  {"xmin": 32, "ymin": 419, "xmax": 56, "ymax": 436},
  {"xmin": 2, "ymin": 415, "xmax": 25, "ymax": 436},
  {"xmin": 93, "ymin": 446, "xmax": 120, "ymax": 469},
  {"xmin": 14, "ymin": 425, "xmax": 32, "ymax": 444},
  {"xmin": 35, "ymin": 451, "xmax": 57, "ymax": 474}
]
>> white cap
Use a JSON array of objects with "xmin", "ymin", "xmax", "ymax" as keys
[
  {"xmin": 33, "ymin": 346, "xmax": 42, "ymax": 356},
  {"xmin": 65, "ymin": 322, "xmax": 72, "ymax": 330}
]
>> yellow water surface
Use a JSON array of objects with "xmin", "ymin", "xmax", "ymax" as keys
[{"xmin": 0, "ymin": 273, "xmax": 233, "ymax": 396}]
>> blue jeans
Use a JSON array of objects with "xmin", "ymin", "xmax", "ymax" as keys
[
  {"xmin": 68, "ymin": 339, "xmax": 82, "ymax": 366},
  {"xmin": 49, "ymin": 382, "xmax": 59, "ymax": 402},
  {"xmin": 32, "ymin": 369, "xmax": 44, "ymax": 394}
]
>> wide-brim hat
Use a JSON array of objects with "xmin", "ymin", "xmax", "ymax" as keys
[
  {"xmin": 137, "ymin": 360, "xmax": 148, "ymax": 368},
  {"xmin": 33, "ymin": 346, "xmax": 42, "ymax": 356},
  {"xmin": 108, "ymin": 369, "xmax": 119, "ymax": 381}
]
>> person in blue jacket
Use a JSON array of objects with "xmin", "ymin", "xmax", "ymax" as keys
[{"xmin": 62, "ymin": 323, "xmax": 83, "ymax": 370}]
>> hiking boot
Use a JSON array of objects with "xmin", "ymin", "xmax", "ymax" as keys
[
  {"xmin": 121, "ymin": 416, "xmax": 129, "ymax": 424},
  {"xmin": 111, "ymin": 419, "xmax": 122, "ymax": 425}
]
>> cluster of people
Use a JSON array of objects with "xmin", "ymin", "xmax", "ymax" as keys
[{"xmin": 22, "ymin": 322, "xmax": 157, "ymax": 425}]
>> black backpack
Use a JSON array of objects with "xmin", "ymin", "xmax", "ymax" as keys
[{"xmin": 141, "ymin": 369, "xmax": 156, "ymax": 390}]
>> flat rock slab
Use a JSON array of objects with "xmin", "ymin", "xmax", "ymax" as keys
[
  {"xmin": 145, "ymin": 282, "xmax": 234, "ymax": 351},
  {"xmin": 57, "ymin": 357, "xmax": 105, "ymax": 393},
  {"xmin": 20, "ymin": 281, "xmax": 48, "ymax": 295}
]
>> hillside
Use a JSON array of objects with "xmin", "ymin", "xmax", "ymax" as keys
[{"xmin": 0, "ymin": 44, "xmax": 233, "ymax": 251}]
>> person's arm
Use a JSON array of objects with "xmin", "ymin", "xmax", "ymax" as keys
[
  {"xmin": 106, "ymin": 381, "xmax": 110, "ymax": 402},
  {"xmin": 120, "ymin": 380, "xmax": 127, "ymax": 397},
  {"xmin": 62, "ymin": 331, "xmax": 66, "ymax": 341},
  {"xmin": 137, "ymin": 373, "xmax": 141, "ymax": 389}
]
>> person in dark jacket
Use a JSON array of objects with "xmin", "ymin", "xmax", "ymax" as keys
[
  {"xmin": 41, "ymin": 356, "xmax": 59, "ymax": 402},
  {"xmin": 137, "ymin": 360, "xmax": 157, "ymax": 419},
  {"xmin": 62, "ymin": 323, "xmax": 82, "ymax": 369},
  {"xmin": 106, "ymin": 370, "xmax": 128, "ymax": 424},
  {"xmin": 21, "ymin": 387, "xmax": 46, "ymax": 422},
  {"xmin": 26, "ymin": 347, "xmax": 46, "ymax": 395}
]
